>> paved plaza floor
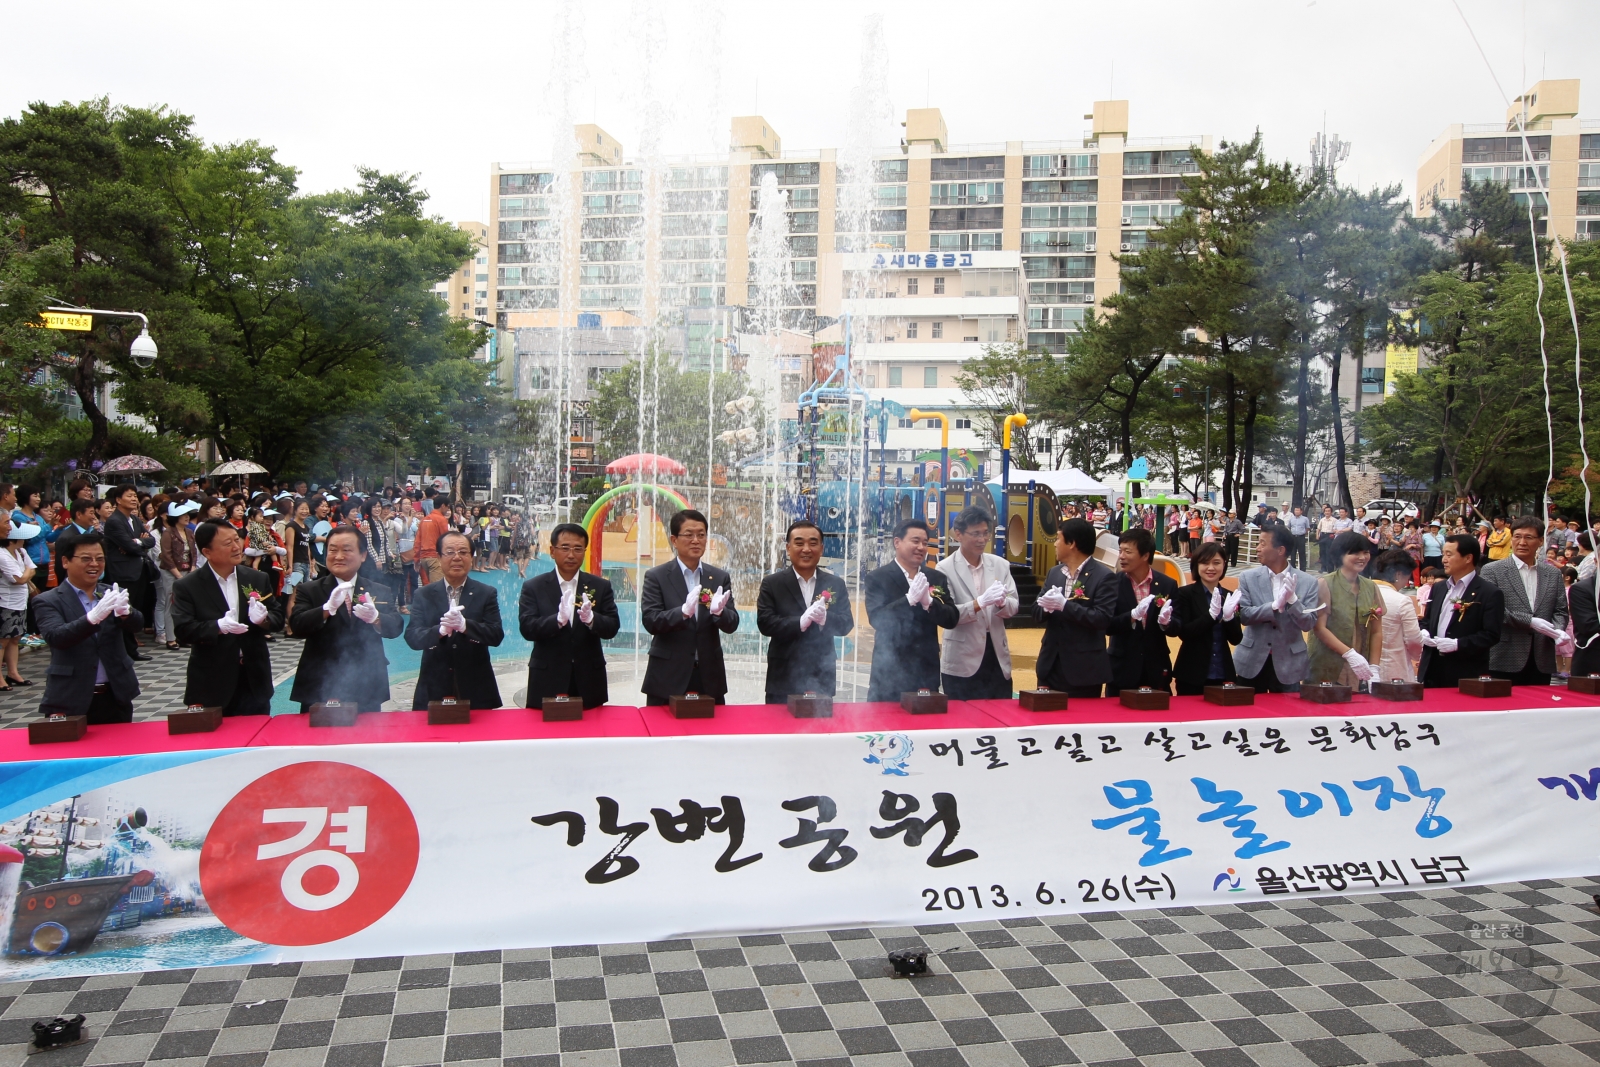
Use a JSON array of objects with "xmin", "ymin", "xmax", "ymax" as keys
[{"xmin": 0, "ymin": 878, "xmax": 1595, "ymax": 1067}]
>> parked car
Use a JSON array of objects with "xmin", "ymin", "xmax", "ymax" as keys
[{"xmin": 1363, "ymin": 498, "xmax": 1420, "ymax": 521}]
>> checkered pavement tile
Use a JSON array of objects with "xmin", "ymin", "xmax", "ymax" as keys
[{"xmin": 0, "ymin": 877, "xmax": 1597, "ymax": 1066}]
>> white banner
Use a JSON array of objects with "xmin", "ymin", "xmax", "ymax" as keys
[{"xmin": 0, "ymin": 706, "xmax": 1596, "ymax": 978}]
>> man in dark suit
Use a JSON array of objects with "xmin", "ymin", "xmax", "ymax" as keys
[
  {"xmin": 170, "ymin": 520, "xmax": 284, "ymax": 715},
  {"xmin": 404, "ymin": 530, "xmax": 504, "ymax": 709},
  {"xmin": 757, "ymin": 520, "xmax": 854, "ymax": 703},
  {"xmin": 520, "ymin": 523, "xmax": 621, "ymax": 709},
  {"xmin": 52, "ymin": 499, "xmax": 99, "ymax": 586},
  {"xmin": 1419, "ymin": 533, "xmax": 1505, "ymax": 687},
  {"xmin": 1107, "ymin": 527, "xmax": 1179, "ymax": 696},
  {"xmin": 863, "ymin": 518, "xmax": 960, "ymax": 701},
  {"xmin": 1034, "ymin": 518, "xmax": 1118, "ymax": 697},
  {"xmin": 1570, "ymin": 571, "xmax": 1600, "ymax": 677},
  {"xmin": 101, "ymin": 484, "xmax": 155, "ymax": 661},
  {"xmin": 640, "ymin": 509, "xmax": 739, "ymax": 705},
  {"xmin": 290, "ymin": 525, "xmax": 404, "ymax": 713},
  {"xmin": 34, "ymin": 532, "xmax": 144, "ymax": 723}
]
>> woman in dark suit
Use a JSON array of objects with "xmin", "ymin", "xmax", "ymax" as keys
[
  {"xmin": 1570, "ymin": 571, "xmax": 1600, "ymax": 677},
  {"xmin": 1165, "ymin": 541, "xmax": 1244, "ymax": 695}
]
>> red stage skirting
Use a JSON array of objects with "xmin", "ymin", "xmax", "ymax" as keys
[{"xmin": 1, "ymin": 685, "xmax": 1590, "ymax": 761}]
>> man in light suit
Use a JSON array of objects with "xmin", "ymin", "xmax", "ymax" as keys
[
  {"xmin": 757, "ymin": 520, "xmax": 853, "ymax": 704},
  {"xmin": 1233, "ymin": 525, "xmax": 1321, "ymax": 692},
  {"xmin": 170, "ymin": 520, "xmax": 284, "ymax": 715},
  {"xmin": 521, "ymin": 523, "xmax": 622, "ymax": 709},
  {"xmin": 34, "ymin": 532, "xmax": 144, "ymax": 723},
  {"xmin": 935, "ymin": 507, "xmax": 1018, "ymax": 699},
  {"xmin": 404, "ymin": 530, "xmax": 505, "ymax": 709},
  {"xmin": 640, "ymin": 509, "xmax": 739, "ymax": 705},
  {"xmin": 1480, "ymin": 516, "xmax": 1569, "ymax": 686}
]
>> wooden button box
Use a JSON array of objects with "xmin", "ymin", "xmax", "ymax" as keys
[
  {"xmin": 29, "ymin": 716, "xmax": 87, "ymax": 745},
  {"xmin": 309, "ymin": 701, "xmax": 358, "ymax": 727},
  {"xmin": 1204, "ymin": 684, "xmax": 1255, "ymax": 706},
  {"xmin": 787, "ymin": 693, "xmax": 834, "ymax": 718},
  {"xmin": 901, "ymin": 690, "xmax": 949, "ymax": 714},
  {"xmin": 168, "ymin": 706, "xmax": 222, "ymax": 734},
  {"xmin": 1119, "ymin": 687, "xmax": 1170, "ymax": 711},
  {"xmin": 1019, "ymin": 688, "xmax": 1069, "ymax": 712},
  {"xmin": 427, "ymin": 698, "xmax": 471, "ymax": 725},
  {"xmin": 1370, "ymin": 680, "xmax": 1424, "ymax": 702},
  {"xmin": 1299, "ymin": 682, "xmax": 1352, "ymax": 704},
  {"xmin": 1568, "ymin": 674, "xmax": 1600, "ymax": 694},
  {"xmin": 1459, "ymin": 675, "xmax": 1512, "ymax": 698},
  {"xmin": 670, "ymin": 693, "xmax": 717, "ymax": 719},
  {"xmin": 540, "ymin": 695, "xmax": 584, "ymax": 722}
]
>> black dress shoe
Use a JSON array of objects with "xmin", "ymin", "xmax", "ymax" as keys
[{"xmin": 132, "ymin": 651, "xmax": 153, "ymax": 661}]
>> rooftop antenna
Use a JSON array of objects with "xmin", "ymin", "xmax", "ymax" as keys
[{"xmin": 1309, "ymin": 125, "xmax": 1350, "ymax": 179}]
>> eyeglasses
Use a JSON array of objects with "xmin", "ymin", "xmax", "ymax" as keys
[
  {"xmin": 674, "ymin": 531, "xmax": 708, "ymax": 541},
  {"xmin": 440, "ymin": 549, "xmax": 472, "ymax": 558}
]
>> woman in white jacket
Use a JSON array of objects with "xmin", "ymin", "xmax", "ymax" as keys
[{"xmin": 1371, "ymin": 548, "xmax": 1424, "ymax": 684}]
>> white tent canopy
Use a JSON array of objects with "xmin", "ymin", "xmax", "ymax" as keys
[{"xmin": 985, "ymin": 467, "xmax": 1119, "ymax": 499}]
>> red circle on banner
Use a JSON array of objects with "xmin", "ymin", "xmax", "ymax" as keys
[{"xmin": 200, "ymin": 761, "xmax": 419, "ymax": 946}]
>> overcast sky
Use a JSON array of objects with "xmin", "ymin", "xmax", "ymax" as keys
[{"xmin": 4, "ymin": 0, "xmax": 1597, "ymax": 223}]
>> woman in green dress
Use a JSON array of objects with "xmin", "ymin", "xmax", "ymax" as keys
[{"xmin": 1309, "ymin": 530, "xmax": 1385, "ymax": 686}]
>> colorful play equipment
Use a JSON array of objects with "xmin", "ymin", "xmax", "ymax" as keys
[{"xmin": 580, "ymin": 482, "xmax": 692, "ymax": 574}]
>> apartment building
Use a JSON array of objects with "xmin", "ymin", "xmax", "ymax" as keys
[
  {"xmin": 433, "ymin": 222, "xmax": 492, "ymax": 322},
  {"xmin": 1416, "ymin": 78, "xmax": 1598, "ymax": 242},
  {"xmin": 488, "ymin": 103, "xmax": 1212, "ymax": 468}
]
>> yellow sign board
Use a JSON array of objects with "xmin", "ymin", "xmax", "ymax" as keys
[
  {"xmin": 1384, "ymin": 342, "xmax": 1419, "ymax": 396},
  {"xmin": 38, "ymin": 311, "xmax": 92, "ymax": 331}
]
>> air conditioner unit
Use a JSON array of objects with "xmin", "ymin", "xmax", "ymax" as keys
[
  {"xmin": 1084, "ymin": 242, "xmax": 1096, "ymax": 253},
  {"xmin": 977, "ymin": 194, "xmax": 988, "ymax": 203},
  {"xmin": 1121, "ymin": 217, "xmax": 1132, "ymax": 226},
  {"xmin": 1120, "ymin": 243, "xmax": 1133, "ymax": 252},
  {"xmin": 1049, "ymin": 168, "xmax": 1061, "ymax": 177}
]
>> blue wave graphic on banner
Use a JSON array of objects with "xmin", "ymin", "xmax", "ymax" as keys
[{"xmin": 0, "ymin": 751, "xmax": 242, "ymax": 823}]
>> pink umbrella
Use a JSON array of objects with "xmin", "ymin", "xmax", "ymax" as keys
[
  {"xmin": 98, "ymin": 454, "xmax": 166, "ymax": 475},
  {"xmin": 606, "ymin": 453, "xmax": 687, "ymax": 477}
]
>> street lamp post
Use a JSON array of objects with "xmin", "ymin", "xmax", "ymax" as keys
[{"xmin": 44, "ymin": 305, "xmax": 159, "ymax": 367}]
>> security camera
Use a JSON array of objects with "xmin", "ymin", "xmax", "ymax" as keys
[{"xmin": 129, "ymin": 328, "xmax": 158, "ymax": 369}]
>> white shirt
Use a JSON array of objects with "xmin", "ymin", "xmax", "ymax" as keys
[
  {"xmin": 0, "ymin": 548, "xmax": 30, "ymax": 611},
  {"xmin": 212, "ymin": 566, "xmax": 240, "ymax": 620},
  {"xmin": 1437, "ymin": 574, "xmax": 1472, "ymax": 637},
  {"xmin": 554, "ymin": 572, "xmax": 577, "ymax": 608},
  {"xmin": 1513, "ymin": 554, "xmax": 1540, "ymax": 608},
  {"xmin": 794, "ymin": 568, "xmax": 817, "ymax": 606},
  {"xmin": 960, "ymin": 553, "xmax": 987, "ymax": 602},
  {"xmin": 677, "ymin": 557, "xmax": 702, "ymax": 596},
  {"xmin": 445, "ymin": 579, "xmax": 468, "ymax": 608}
]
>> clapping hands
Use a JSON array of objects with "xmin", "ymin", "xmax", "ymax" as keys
[
  {"xmin": 1037, "ymin": 586, "xmax": 1068, "ymax": 613},
  {"xmin": 905, "ymin": 572, "xmax": 932, "ymax": 609},
  {"xmin": 217, "ymin": 615, "xmax": 250, "ymax": 635},
  {"xmin": 438, "ymin": 603, "xmax": 466, "ymax": 637},
  {"xmin": 1222, "ymin": 588, "xmax": 1242, "ymax": 621},
  {"xmin": 800, "ymin": 596, "xmax": 828, "ymax": 632},
  {"xmin": 708, "ymin": 587, "xmax": 730, "ymax": 616},
  {"xmin": 247, "ymin": 598, "xmax": 270, "ymax": 626},
  {"xmin": 353, "ymin": 595, "xmax": 381, "ymax": 625},
  {"xmin": 977, "ymin": 580, "xmax": 1007, "ymax": 610}
]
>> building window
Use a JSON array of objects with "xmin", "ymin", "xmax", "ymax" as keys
[
  {"xmin": 934, "ymin": 277, "xmax": 945, "ymax": 295},
  {"xmin": 954, "ymin": 418, "xmax": 972, "ymax": 429},
  {"xmin": 897, "ymin": 417, "xmax": 914, "ymax": 428},
  {"xmin": 923, "ymin": 366, "xmax": 938, "ymax": 387},
  {"xmin": 906, "ymin": 277, "xmax": 919, "ymax": 295},
  {"xmin": 932, "ymin": 322, "xmax": 944, "ymax": 338},
  {"xmin": 964, "ymin": 335, "xmax": 979, "ymax": 342},
  {"xmin": 906, "ymin": 322, "xmax": 918, "ymax": 338},
  {"xmin": 889, "ymin": 366, "xmax": 903, "ymax": 387},
  {"xmin": 1036, "ymin": 438, "xmax": 1053, "ymax": 456}
]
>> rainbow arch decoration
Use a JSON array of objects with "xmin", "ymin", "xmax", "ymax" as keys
[{"xmin": 580, "ymin": 483, "xmax": 692, "ymax": 574}]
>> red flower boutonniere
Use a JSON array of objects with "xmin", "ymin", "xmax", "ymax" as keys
[
  {"xmin": 1453, "ymin": 600, "xmax": 1473, "ymax": 619},
  {"xmin": 818, "ymin": 589, "xmax": 835, "ymax": 606},
  {"xmin": 1068, "ymin": 578, "xmax": 1088, "ymax": 600},
  {"xmin": 928, "ymin": 585, "xmax": 948, "ymax": 603},
  {"xmin": 248, "ymin": 590, "xmax": 264, "ymax": 603},
  {"xmin": 699, "ymin": 587, "xmax": 714, "ymax": 605}
]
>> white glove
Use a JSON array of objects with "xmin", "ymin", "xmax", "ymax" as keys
[
  {"xmin": 557, "ymin": 585, "xmax": 575, "ymax": 627},
  {"xmin": 682, "ymin": 584, "xmax": 701, "ymax": 618},
  {"xmin": 353, "ymin": 597, "xmax": 381, "ymax": 625},
  {"xmin": 1272, "ymin": 578, "xmax": 1297, "ymax": 611},
  {"xmin": 1434, "ymin": 635, "xmax": 1459, "ymax": 655},
  {"xmin": 1529, "ymin": 617, "xmax": 1562, "ymax": 640},
  {"xmin": 1209, "ymin": 586, "xmax": 1223, "ymax": 620},
  {"xmin": 977, "ymin": 580, "xmax": 1007, "ymax": 609},
  {"xmin": 905, "ymin": 572, "xmax": 929, "ymax": 608},
  {"xmin": 1037, "ymin": 586, "xmax": 1067, "ymax": 613},
  {"xmin": 577, "ymin": 595, "xmax": 595, "ymax": 626},
  {"xmin": 1157, "ymin": 599, "xmax": 1174, "ymax": 627},
  {"xmin": 1557, "ymin": 632, "xmax": 1577, "ymax": 658},
  {"xmin": 86, "ymin": 588, "xmax": 120, "ymax": 625},
  {"xmin": 1222, "ymin": 588, "xmax": 1242, "ymax": 621},
  {"xmin": 1341, "ymin": 648, "xmax": 1378, "ymax": 682},
  {"xmin": 438, "ymin": 604, "xmax": 465, "ymax": 637},
  {"xmin": 708, "ymin": 587, "xmax": 730, "ymax": 616},
  {"xmin": 1419, "ymin": 630, "xmax": 1437, "ymax": 649},
  {"xmin": 217, "ymin": 616, "xmax": 250, "ymax": 635},
  {"xmin": 325, "ymin": 580, "xmax": 354, "ymax": 615},
  {"xmin": 799, "ymin": 596, "xmax": 828, "ymax": 632},
  {"xmin": 248, "ymin": 599, "xmax": 269, "ymax": 626},
  {"xmin": 111, "ymin": 583, "xmax": 131, "ymax": 617},
  {"xmin": 1130, "ymin": 593, "xmax": 1156, "ymax": 622}
]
